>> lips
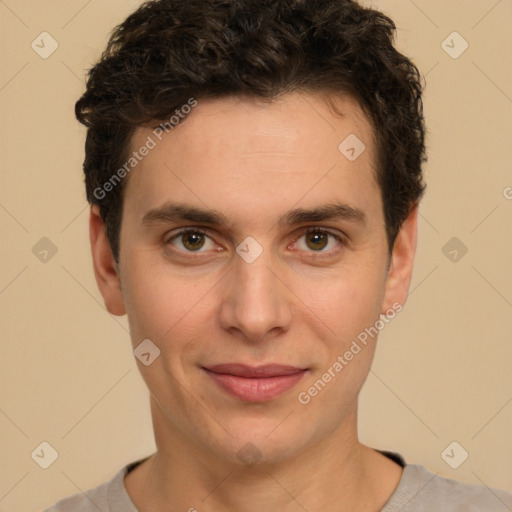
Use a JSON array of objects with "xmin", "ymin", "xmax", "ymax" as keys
[
  {"xmin": 203, "ymin": 363, "xmax": 308, "ymax": 402},
  {"xmin": 205, "ymin": 363, "xmax": 307, "ymax": 378}
]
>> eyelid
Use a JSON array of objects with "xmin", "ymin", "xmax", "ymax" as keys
[
  {"xmin": 301, "ymin": 226, "xmax": 344, "ymax": 240},
  {"xmin": 166, "ymin": 226, "xmax": 208, "ymax": 238},
  {"xmin": 285, "ymin": 226, "xmax": 346, "ymax": 258},
  {"xmin": 165, "ymin": 227, "xmax": 218, "ymax": 253},
  {"xmin": 164, "ymin": 225, "xmax": 346, "ymax": 254},
  {"xmin": 296, "ymin": 226, "xmax": 346, "ymax": 245}
]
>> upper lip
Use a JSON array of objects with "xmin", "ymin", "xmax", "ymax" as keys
[{"xmin": 204, "ymin": 363, "xmax": 307, "ymax": 378}]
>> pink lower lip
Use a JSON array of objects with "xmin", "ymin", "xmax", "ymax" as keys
[{"xmin": 204, "ymin": 369, "xmax": 307, "ymax": 402}]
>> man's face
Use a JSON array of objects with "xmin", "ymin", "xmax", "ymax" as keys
[{"xmin": 94, "ymin": 92, "xmax": 415, "ymax": 465}]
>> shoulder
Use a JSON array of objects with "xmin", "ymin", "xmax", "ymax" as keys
[
  {"xmin": 42, "ymin": 459, "xmax": 143, "ymax": 512},
  {"xmin": 42, "ymin": 479, "xmax": 110, "ymax": 512},
  {"xmin": 383, "ymin": 461, "xmax": 512, "ymax": 512}
]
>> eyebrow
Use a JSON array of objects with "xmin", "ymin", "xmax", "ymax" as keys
[
  {"xmin": 141, "ymin": 201, "xmax": 367, "ymax": 228},
  {"xmin": 142, "ymin": 203, "xmax": 230, "ymax": 226},
  {"xmin": 278, "ymin": 202, "xmax": 366, "ymax": 227}
]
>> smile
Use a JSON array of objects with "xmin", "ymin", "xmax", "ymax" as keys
[{"xmin": 203, "ymin": 364, "xmax": 309, "ymax": 402}]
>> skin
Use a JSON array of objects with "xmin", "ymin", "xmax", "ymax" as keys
[{"xmin": 90, "ymin": 91, "xmax": 418, "ymax": 511}]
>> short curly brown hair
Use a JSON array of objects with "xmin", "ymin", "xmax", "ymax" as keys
[{"xmin": 76, "ymin": 0, "xmax": 426, "ymax": 263}]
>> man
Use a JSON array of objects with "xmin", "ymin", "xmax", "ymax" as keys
[{"xmin": 45, "ymin": 0, "xmax": 512, "ymax": 510}]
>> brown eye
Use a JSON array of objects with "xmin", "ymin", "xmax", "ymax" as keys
[
  {"xmin": 305, "ymin": 231, "xmax": 329, "ymax": 251},
  {"xmin": 168, "ymin": 229, "xmax": 215, "ymax": 252},
  {"xmin": 181, "ymin": 232, "xmax": 205, "ymax": 251},
  {"xmin": 294, "ymin": 229, "xmax": 342, "ymax": 253}
]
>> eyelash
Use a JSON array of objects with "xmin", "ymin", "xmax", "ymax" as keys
[
  {"xmin": 165, "ymin": 227, "xmax": 345, "ymax": 255},
  {"xmin": 165, "ymin": 228, "xmax": 210, "ymax": 251}
]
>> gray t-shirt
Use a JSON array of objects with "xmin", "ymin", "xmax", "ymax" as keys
[{"xmin": 43, "ymin": 452, "xmax": 512, "ymax": 511}]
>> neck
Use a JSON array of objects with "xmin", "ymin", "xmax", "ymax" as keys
[{"xmin": 125, "ymin": 397, "xmax": 402, "ymax": 512}]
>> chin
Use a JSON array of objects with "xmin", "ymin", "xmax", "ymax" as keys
[{"xmin": 203, "ymin": 416, "xmax": 311, "ymax": 468}]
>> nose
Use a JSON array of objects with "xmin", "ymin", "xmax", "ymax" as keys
[{"xmin": 218, "ymin": 249, "xmax": 294, "ymax": 344}]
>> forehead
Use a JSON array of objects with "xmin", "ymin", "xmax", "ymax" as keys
[
  {"xmin": 134, "ymin": 92, "xmax": 374, "ymax": 159},
  {"xmin": 123, "ymin": 92, "xmax": 381, "ymax": 227}
]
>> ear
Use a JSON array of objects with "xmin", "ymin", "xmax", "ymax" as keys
[
  {"xmin": 89, "ymin": 205, "xmax": 126, "ymax": 316},
  {"xmin": 381, "ymin": 205, "xmax": 418, "ymax": 314}
]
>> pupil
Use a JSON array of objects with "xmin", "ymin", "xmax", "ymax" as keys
[
  {"xmin": 307, "ymin": 232, "xmax": 327, "ymax": 250},
  {"xmin": 184, "ymin": 233, "xmax": 204, "ymax": 250}
]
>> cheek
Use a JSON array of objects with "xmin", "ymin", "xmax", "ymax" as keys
[
  {"xmin": 121, "ymin": 255, "xmax": 219, "ymax": 350},
  {"xmin": 294, "ymin": 273, "xmax": 385, "ymax": 411},
  {"xmin": 292, "ymin": 261, "xmax": 386, "ymax": 345}
]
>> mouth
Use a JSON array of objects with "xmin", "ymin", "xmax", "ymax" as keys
[{"xmin": 202, "ymin": 363, "xmax": 309, "ymax": 402}]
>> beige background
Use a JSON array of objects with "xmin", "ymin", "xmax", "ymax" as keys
[{"xmin": 1, "ymin": 0, "xmax": 511, "ymax": 510}]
